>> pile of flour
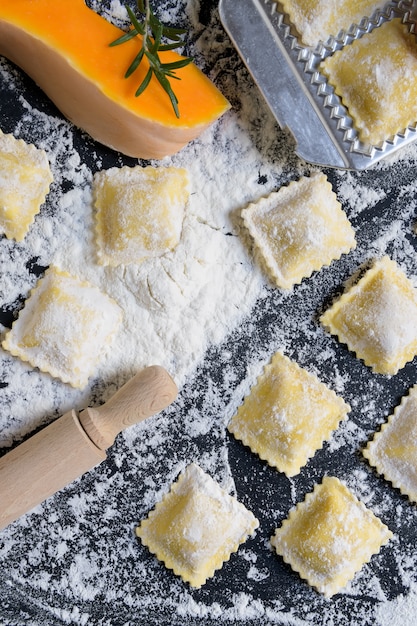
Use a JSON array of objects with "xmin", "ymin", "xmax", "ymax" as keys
[{"xmin": 0, "ymin": 5, "xmax": 273, "ymax": 444}]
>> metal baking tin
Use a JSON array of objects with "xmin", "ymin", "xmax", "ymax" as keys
[{"xmin": 219, "ymin": 0, "xmax": 417, "ymax": 170}]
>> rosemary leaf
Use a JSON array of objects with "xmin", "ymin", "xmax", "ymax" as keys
[
  {"xmin": 135, "ymin": 67, "xmax": 153, "ymax": 97},
  {"xmin": 158, "ymin": 41, "xmax": 187, "ymax": 52},
  {"xmin": 160, "ymin": 58, "xmax": 194, "ymax": 71},
  {"xmin": 154, "ymin": 70, "xmax": 179, "ymax": 117},
  {"xmin": 150, "ymin": 23, "xmax": 163, "ymax": 55},
  {"xmin": 109, "ymin": 29, "xmax": 138, "ymax": 47},
  {"xmin": 109, "ymin": 0, "xmax": 193, "ymax": 118},
  {"xmin": 126, "ymin": 5, "xmax": 145, "ymax": 35},
  {"xmin": 163, "ymin": 71, "xmax": 181, "ymax": 80},
  {"xmin": 125, "ymin": 47, "xmax": 145, "ymax": 78},
  {"xmin": 160, "ymin": 26, "xmax": 187, "ymax": 39}
]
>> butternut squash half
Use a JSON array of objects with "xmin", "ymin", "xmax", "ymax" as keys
[{"xmin": 0, "ymin": 0, "xmax": 230, "ymax": 159}]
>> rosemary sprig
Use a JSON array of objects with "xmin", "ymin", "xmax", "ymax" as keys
[{"xmin": 109, "ymin": 0, "xmax": 194, "ymax": 118}]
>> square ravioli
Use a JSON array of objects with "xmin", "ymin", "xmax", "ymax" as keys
[
  {"xmin": 364, "ymin": 385, "xmax": 417, "ymax": 502},
  {"xmin": 94, "ymin": 165, "xmax": 189, "ymax": 266},
  {"xmin": 271, "ymin": 476, "xmax": 392, "ymax": 597},
  {"xmin": 0, "ymin": 129, "xmax": 53, "ymax": 241},
  {"xmin": 2, "ymin": 266, "xmax": 122, "ymax": 388},
  {"xmin": 241, "ymin": 173, "xmax": 356, "ymax": 290},
  {"xmin": 135, "ymin": 463, "xmax": 259, "ymax": 588},
  {"xmin": 320, "ymin": 19, "xmax": 417, "ymax": 146},
  {"xmin": 279, "ymin": 0, "xmax": 387, "ymax": 46},
  {"xmin": 320, "ymin": 256, "xmax": 417, "ymax": 376},
  {"xmin": 227, "ymin": 352, "xmax": 350, "ymax": 477}
]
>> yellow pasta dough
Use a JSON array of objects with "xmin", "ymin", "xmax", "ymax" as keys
[
  {"xmin": 320, "ymin": 256, "xmax": 417, "ymax": 376},
  {"xmin": 320, "ymin": 19, "xmax": 417, "ymax": 146},
  {"xmin": 364, "ymin": 385, "xmax": 417, "ymax": 502},
  {"xmin": 136, "ymin": 463, "xmax": 259, "ymax": 588},
  {"xmin": 227, "ymin": 352, "xmax": 350, "ymax": 477},
  {"xmin": 278, "ymin": 0, "xmax": 387, "ymax": 46},
  {"xmin": 271, "ymin": 476, "xmax": 392, "ymax": 597},
  {"xmin": 94, "ymin": 165, "xmax": 189, "ymax": 266},
  {"xmin": 241, "ymin": 173, "xmax": 356, "ymax": 290},
  {"xmin": 2, "ymin": 266, "xmax": 123, "ymax": 388},
  {"xmin": 0, "ymin": 129, "xmax": 53, "ymax": 241}
]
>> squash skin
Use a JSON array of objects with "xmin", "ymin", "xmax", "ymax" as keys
[{"xmin": 0, "ymin": 1, "xmax": 230, "ymax": 159}]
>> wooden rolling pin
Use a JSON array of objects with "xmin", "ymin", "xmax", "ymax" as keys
[{"xmin": 0, "ymin": 365, "xmax": 177, "ymax": 531}]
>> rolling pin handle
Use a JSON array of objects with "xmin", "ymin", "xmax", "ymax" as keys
[
  {"xmin": 0, "ymin": 366, "xmax": 177, "ymax": 531},
  {"xmin": 78, "ymin": 365, "xmax": 178, "ymax": 450}
]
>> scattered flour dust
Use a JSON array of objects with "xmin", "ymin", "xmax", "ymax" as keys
[
  {"xmin": 375, "ymin": 585, "xmax": 417, "ymax": 626},
  {"xmin": 2, "ymin": 1, "xmax": 417, "ymax": 625},
  {"xmin": 0, "ymin": 67, "xmax": 267, "ymax": 443}
]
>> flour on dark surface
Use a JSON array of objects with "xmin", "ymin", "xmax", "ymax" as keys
[{"xmin": 1, "ymin": 1, "xmax": 417, "ymax": 625}]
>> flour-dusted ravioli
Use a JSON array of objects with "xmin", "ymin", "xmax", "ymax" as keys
[
  {"xmin": 2, "ymin": 266, "xmax": 122, "ymax": 388},
  {"xmin": 320, "ymin": 19, "xmax": 417, "ymax": 146},
  {"xmin": 241, "ymin": 173, "xmax": 356, "ymax": 290},
  {"xmin": 364, "ymin": 385, "xmax": 417, "ymax": 502},
  {"xmin": 227, "ymin": 352, "xmax": 350, "ymax": 477},
  {"xmin": 278, "ymin": 0, "xmax": 387, "ymax": 46},
  {"xmin": 320, "ymin": 256, "xmax": 417, "ymax": 376},
  {"xmin": 0, "ymin": 129, "xmax": 53, "ymax": 241},
  {"xmin": 271, "ymin": 476, "xmax": 392, "ymax": 597},
  {"xmin": 94, "ymin": 165, "xmax": 189, "ymax": 266},
  {"xmin": 136, "ymin": 463, "xmax": 259, "ymax": 588}
]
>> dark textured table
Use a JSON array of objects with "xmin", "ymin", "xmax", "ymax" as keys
[{"xmin": 1, "ymin": 1, "xmax": 417, "ymax": 625}]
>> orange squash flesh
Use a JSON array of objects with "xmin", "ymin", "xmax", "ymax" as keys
[{"xmin": 0, "ymin": 0, "xmax": 230, "ymax": 159}]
